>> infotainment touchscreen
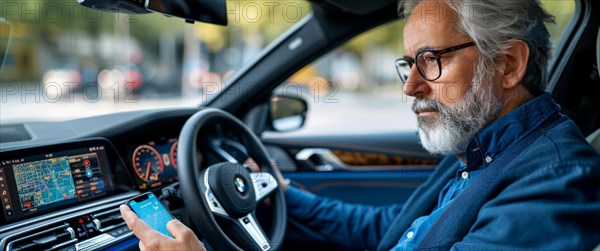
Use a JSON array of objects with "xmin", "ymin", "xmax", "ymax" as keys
[{"xmin": 0, "ymin": 142, "xmax": 116, "ymax": 223}]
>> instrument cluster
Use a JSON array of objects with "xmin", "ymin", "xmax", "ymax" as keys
[{"xmin": 127, "ymin": 138, "xmax": 178, "ymax": 190}]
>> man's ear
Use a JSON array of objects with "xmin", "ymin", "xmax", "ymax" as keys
[{"xmin": 498, "ymin": 40, "xmax": 530, "ymax": 89}]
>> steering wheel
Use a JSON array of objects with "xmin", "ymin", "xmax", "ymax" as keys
[{"xmin": 177, "ymin": 108, "xmax": 287, "ymax": 251}]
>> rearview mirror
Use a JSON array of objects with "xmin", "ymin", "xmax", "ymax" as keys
[
  {"xmin": 270, "ymin": 96, "xmax": 308, "ymax": 132},
  {"xmin": 77, "ymin": 0, "xmax": 227, "ymax": 25},
  {"xmin": 146, "ymin": 0, "xmax": 227, "ymax": 24}
]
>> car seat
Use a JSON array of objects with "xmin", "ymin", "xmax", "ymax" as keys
[{"xmin": 588, "ymin": 27, "xmax": 600, "ymax": 153}]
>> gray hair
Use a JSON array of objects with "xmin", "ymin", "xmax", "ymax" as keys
[{"xmin": 400, "ymin": 0, "xmax": 555, "ymax": 95}]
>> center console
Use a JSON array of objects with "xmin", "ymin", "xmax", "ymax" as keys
[{"xmin": 0, "ymin": 139, "xmax": 138, "ymax": 251}]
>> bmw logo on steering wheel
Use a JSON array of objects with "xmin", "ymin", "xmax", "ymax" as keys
[{"xmin": 234, "ymin": 177, "xmax": 247, "ymax": 194}]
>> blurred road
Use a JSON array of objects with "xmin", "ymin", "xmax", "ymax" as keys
[{"xmin": 296, "ymin": 89, "xmax": 417, "ymax": 135}]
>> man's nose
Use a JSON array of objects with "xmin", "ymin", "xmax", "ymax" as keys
[{"xmin": 403, "ymin": 66, "xmax": 431, "ymax": 98}]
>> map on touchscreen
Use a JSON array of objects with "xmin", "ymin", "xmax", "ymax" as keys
[{"xmin": 13, "ymin": 156, "xmax": 76, "ymax": 212}]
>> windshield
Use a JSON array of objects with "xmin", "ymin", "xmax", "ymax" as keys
[{"xmin": 0, "ymin": 0, "xmax": 310, "ymax": 124}]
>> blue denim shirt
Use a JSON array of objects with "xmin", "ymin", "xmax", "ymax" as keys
[
  {"xmin": 390, "ymin": 162, "xmax": 481, "ymax": 251},
  {"xmin": 285, "ymin": 94, "xmax": 600, "ymax": 251}
]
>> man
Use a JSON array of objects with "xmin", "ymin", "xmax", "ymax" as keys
[{"xmin": 121, "ymin": 0, "xmax": 600, "ymax": 250}]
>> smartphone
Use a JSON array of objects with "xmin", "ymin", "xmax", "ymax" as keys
[{"xmin": 126, "ymin": 192, "xmax": 174, "ymax": 237}]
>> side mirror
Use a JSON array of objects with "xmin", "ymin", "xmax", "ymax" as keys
[{"xmin": 269, "ymin": 96, "xmax": 307, "ymax": 132}]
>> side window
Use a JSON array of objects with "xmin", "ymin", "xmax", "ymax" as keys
[
  {"xmin": 275, "ymin": 20, "xmax": 412, "ymax": 135},
  {"xmin": 543, "ymin": 0, "xmax": 576, "ymax": 47},
  {"xmin": 273, "ymin": 1, "xmax": 575, "ymax": 136}
]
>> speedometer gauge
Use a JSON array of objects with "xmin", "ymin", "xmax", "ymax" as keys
[
  {"xmin": 170, "ymin": 140, "xmax": 178, "ymax": 169},
  {"xmin": 132, "ymin": 145, "xmax": 164, "ymax": 182}
]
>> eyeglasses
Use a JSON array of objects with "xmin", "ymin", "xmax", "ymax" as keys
[{"xmin": 395, "ymin": 41, "xmax": 476, "ymax": 83}]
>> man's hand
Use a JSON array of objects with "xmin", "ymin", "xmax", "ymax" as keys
[
  {"xmin": 244, "ymin": 158, "xmax": 288, "ymax": 192},
  {"xmin": 119, "ymin": 205, "xmax": 206, "ymax": 251}
]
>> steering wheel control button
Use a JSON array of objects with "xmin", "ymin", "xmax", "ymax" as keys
[
  {"xmin": 238, "ymin": 215, "xmax": 271, "ymax": 251},
  {"xmin": 206, "ymin": 191, "xmax": 227, "ymax": 216},
  {"xmin": 249, "ymin": 172, "xmax": 278, "ymax": 202},
  {"xmin": 207, "ymin": 163, "xmax": 257, "ymax": 218}
]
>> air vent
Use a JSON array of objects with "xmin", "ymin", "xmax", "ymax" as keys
[
  {"xmin": 7, "ymin": 223, "xmax": 76, "ymax": 251},
  {"xmin": 0, "ymin": 124, "xmax": 32, "ymax": 143},
  {"xmin": 92, "ymin": 207, "xmax": 126, "ymax": 232}
]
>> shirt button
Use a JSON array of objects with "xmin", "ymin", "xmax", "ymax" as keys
[
  {"xmin": 407, "ymin": 231, "xmax": 414, "ymax": 239},
  {"xmin": 461, "ymin": 171, "xmax": 469, "ymax": 180},
  {"xmin": 485, "ymin": 155, "xmax": 493, "ymax": 163}
]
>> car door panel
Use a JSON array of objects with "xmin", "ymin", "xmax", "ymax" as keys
[
  {"xmin": 284, "ymin": 170, "xmax": 432, "ymax": 206},
  {"xmin": 263, "ymin": 131, "xmax": 440, "ymax": 206}
]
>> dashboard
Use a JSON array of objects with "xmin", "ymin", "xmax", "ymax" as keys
[
  {"xmin": 0, "ymin": 107, "xmax": 268, "ymax": 251},
  {"xmin": 0, "ymin": 108, "xmax": 199, "ymax": 251},
  {"xmin": 0, "ymin": 136, "xmax": 185, "ymax": 226},
  {"xmin": 0, "ymin": 140, "xmax": 118, "ymax": 224},
  {"xmin": 0, "ymin": 107, "xmax": 272, "ymax": 251}
]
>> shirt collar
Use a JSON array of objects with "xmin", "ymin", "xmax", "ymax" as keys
[{"xmin": 464, "ymin": 93, "xmax": 560, "ymax": 169}]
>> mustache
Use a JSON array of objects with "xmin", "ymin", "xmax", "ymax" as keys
[{"xmin": 412, "ymin": 98, "xmax": 443, "ymax": 114}]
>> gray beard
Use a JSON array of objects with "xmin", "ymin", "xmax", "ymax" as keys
[{"xmin": 413, "ymin": 62, "xmax": 504, "ymax": 156}]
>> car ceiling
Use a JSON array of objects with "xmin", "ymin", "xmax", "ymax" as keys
[{"xmin": 311, "ymin": 0, "xmax": 398, "ymax": 15}]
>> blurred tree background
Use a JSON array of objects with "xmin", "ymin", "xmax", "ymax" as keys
[
  {"xmin": 0, "ymin": 0, "xmax": 578, "ymax": 124},
  {"xmin": 296, "ymin": 0, "xmax": 575, "ymax": 92},
  {"xmin": 0, "ymin": 0, "xmax": 576, "ymax": 91}
]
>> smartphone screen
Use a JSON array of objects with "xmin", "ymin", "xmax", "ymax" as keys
[{"xmin": 127, "ymin": 192, "xmax": 174, "ymax": 237}]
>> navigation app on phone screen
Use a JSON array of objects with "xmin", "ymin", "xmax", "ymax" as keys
[{"xmin": 128, "ymin": 193, "xmax": 174, "ymax": 237}]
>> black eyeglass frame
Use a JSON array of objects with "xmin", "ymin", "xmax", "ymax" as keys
[{"xmin": 395, "ymin": 41, "xmax": 476, "ymax": 82}]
